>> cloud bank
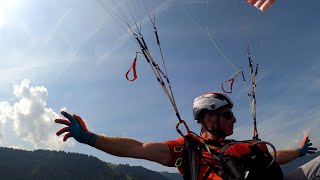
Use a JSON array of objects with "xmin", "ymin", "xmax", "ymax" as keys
[{"xmin": 0, "ymin": 79, "xmax": 71, "ymax": 150}]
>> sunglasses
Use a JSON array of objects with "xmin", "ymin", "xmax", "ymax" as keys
[{"xmin": 221, "ymin": 111, "xmax": 234, "ymax": 120}]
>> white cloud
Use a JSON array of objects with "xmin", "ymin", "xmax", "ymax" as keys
[
  {"xmin": 0, "ymin": 79, "xmax": 72, "ymax": 150},
  {"xmin": 0, "ymin": 101, "xmax": 12, "ymax": 124}
]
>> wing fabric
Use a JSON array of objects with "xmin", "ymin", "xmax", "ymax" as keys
[{"xmin": 246, "ymin": 0, "xmax": 275, "ymax": 12}]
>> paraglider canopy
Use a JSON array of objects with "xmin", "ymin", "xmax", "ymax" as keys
[{"xmin": 246, "ymin": 0, "xmax": 276, "ymax": 12}]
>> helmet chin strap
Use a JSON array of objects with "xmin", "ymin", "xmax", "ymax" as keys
[{"xmin": 201, "ymin": 111, "xmax": 226, "ymax": 139}]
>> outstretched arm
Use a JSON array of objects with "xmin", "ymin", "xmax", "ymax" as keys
[
  {"xmin": 55, "ymin": 111, "xmax": 172, "ymax": 166},
  {"xmin": 95, "ymin": 135, "xmax": 172, "ymax": 165},
  {"xmin": 272, "ymin": 149, "xmax": 299, "ymax": 165},
  {"xmin": 273, "ymin": 134, "xmax": 317, "ymax": 165}
]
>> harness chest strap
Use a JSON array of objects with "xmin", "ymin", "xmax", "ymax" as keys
[{"xmin": 175, "ymin": 137, "xmax": 224, "ymax": 180}]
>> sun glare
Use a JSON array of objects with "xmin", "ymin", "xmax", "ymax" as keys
[{"xmin": 0, "ymin": 0, "xmax": 20, "ymax": 28}]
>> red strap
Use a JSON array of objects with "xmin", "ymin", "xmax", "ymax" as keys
[
  {"xmin": 125, "ymin": 54, "xmax": 138, "ymax": 82},
  {"xmin": 222, "ymin": 78, "xmax": 235, "ymax": 94},
  {"xmin": 222, "ymin": 71, "xmax": 241, "ymax": 93}
]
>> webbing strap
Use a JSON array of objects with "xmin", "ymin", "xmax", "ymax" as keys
[
  {"xmin": 125, "ymin": 53, "xmax": 138, "ymax": 82},
  {"xmin": 221, "ymin": 71, "xmax": 241, "ymax": 93},
  {"xmin": 202, "ymin": 166, "xmax": 214, "ymax": 180}
]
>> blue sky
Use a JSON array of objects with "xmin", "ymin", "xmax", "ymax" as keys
[{"xmin": 0, "ymin": 0, "xmax": 319, "ymax": 173}]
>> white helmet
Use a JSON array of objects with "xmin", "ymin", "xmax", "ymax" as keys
[{"xmin": 193, "ymin": 92, "xmax": 233, "ymax": 121}]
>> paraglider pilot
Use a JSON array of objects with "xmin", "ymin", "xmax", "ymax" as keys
[{"xmin": 55, "ymin": 92, "xmax": 319, "ymax": 180}]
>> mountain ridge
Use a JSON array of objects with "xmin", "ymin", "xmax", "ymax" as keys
[
  {"xmin": 0, "ymin": 146, "xmax": 318, "ymax": 179},
  {"xmin": 0, "ymin": 147, "xmax": 182, "ymax": 180}
]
